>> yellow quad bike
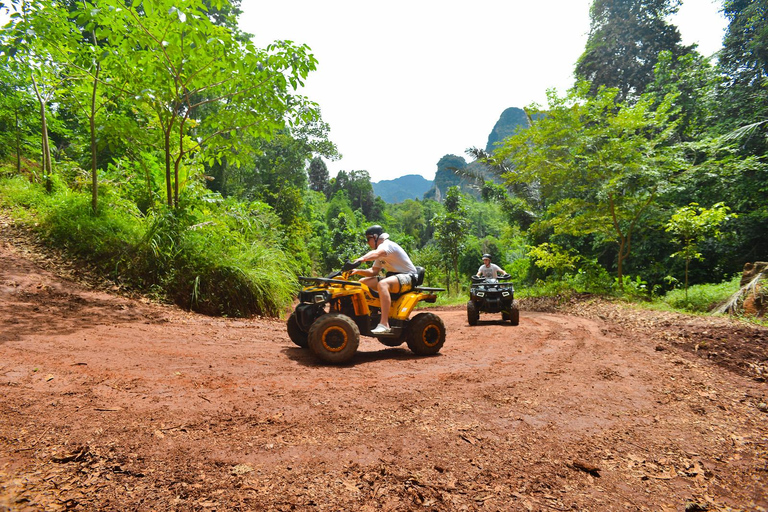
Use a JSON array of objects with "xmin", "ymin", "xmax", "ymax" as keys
[{"xmin": 286, "ymin": 261, "xmax": 447, "ymax": 364}]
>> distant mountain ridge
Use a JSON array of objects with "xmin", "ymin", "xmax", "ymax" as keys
[
  {"xmin": 371, "ymin": 174, "xmax": 432, "ymax": 203},
  {"xmin": 372, "ymin": 107, "xmax": 531, "ymax": 203}
]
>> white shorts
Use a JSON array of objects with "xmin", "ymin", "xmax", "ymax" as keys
[
  {"xmin": 389, "ymin": 273, "xmax": 413, "ymax": 293},
  {"xmin": 380, "ymin": 272, "xmax": 414, "ymax": 292}
]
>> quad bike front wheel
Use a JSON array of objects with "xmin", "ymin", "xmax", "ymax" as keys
[
  {"xmin": 308, "ymin": 313, "xmax": 360, "ymax": 364},
  {"xmin": 406, "ymin": 312, "xmax": 446, "ymax": 356},
  {"xmin": 467, "ymin": 300, "xmax": 479, "ymax": 326},
  {"xmin": 287, "ymin": 310, "xmax": 309, "ymax": 348},
  {"xmin": 504, "ymin": 300, "xmax": 520, "ymax": 326}
]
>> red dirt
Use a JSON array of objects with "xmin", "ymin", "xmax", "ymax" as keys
[{"xmin": 1, "ymin": 221, "xmax": 767, "ymax": 511}]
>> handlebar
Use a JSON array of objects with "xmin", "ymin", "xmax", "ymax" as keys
[
  {"xmin": 341, "ymin": 260, "xmax": 362, "ymax": 272},
  {"xmin": 472, "ymin": 273, "xmax": 512, "ymax": 282}
]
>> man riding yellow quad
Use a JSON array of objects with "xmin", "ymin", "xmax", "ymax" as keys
[{"xmin": 287, "ymin": 226, "xmax": 446, "ymax": 364}]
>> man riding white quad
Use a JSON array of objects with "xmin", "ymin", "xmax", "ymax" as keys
[
  {"xmin": 477, "ymin": 253, "xmax": 506, "ymax": 280},
  {"xmin": 468, "ymin": 253, "xmax": 519, "ymax": 326}
]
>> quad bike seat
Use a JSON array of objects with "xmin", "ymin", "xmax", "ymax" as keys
[{"xmin": 368, "ymin": 266, "xmax": 425, "ymax": 300}]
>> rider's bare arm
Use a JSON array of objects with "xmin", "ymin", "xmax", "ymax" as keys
[
  {"xmin": 355, "ymin": 247, "xmax": 386, "ymax": 263},
  {"xmin": 352, "ymin": 266, "xmax": 379, "ymax": 277}
]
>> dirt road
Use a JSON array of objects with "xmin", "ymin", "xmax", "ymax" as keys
[{"xmin": 1, "ymin": 231, "xmax": 767, "ymax": 511}]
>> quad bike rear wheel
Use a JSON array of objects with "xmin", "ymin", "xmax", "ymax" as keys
[
  {"xmin": 287, "ymin": 310, "xmax": 309, "ymax": 348},
  {"xmin": 308, "ymin": 313, "xmax": 360, "ymax": 364},
  {"xmin": 406, "ymin": 312, "xmax": 446, "ymax": 355},
  {"xmin": 467, "ymin": 300, "xmax": 479, "ymax": 326}
]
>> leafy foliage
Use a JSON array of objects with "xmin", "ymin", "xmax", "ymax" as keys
[
  {"xmin": 575, "ymin": 0, "xmax": 691, "ymax": 102},
  {"xmin": 665, "ymin": 202, "xmax": 734, "ymax": 298},
  {"xmin": 494, "ymin": 85, "xmax": 681, "ymax": 287},
  {"xmin": 432, "ymin": 187, "xmax": 470, "ymax": 292},
  {"xmin": 661, "ymin": 275, "xmax": 742, "ymax": 313}
]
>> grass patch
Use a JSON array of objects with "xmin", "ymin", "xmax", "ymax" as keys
[{"xmin": 659, "ymin": 276, "xmax": 742, "ymax": 313}]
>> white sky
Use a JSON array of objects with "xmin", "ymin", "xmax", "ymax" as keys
[{"xmin": 242, "ymin": 0, "xmax": 729, "ymax": 182}]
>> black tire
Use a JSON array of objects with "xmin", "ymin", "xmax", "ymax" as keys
[
  {"xmin": 308, "ymin": 313, "xmax": 360, "ymax": 364},
  {"xmin": 378, "ymin": 337, "xmax": 404, "ymax": 347},
  {"xmin": 509, "ymin": 300, "xmax": 520, "ymax": 326},
  {"xmin": 467, "ymin": 300, "xmax": 479, "ymax": 326},
  {"xmin": 406, "ymin": 312, "xmax": 446, "ymax": 356},
  {"xmin": 287, "ymin": 311, "xmax": 309, "ymax": 348}
]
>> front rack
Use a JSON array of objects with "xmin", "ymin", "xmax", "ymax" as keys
[{"xmin": 299, "ymin": 276, "xmax": 362, "ymax": 287}]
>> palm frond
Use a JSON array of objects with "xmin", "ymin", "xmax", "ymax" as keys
[{"xmin": 719, "ymin": 119, "xmax": 768, "ymax": 143}]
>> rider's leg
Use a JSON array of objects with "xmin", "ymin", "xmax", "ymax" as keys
[
  {"xmin": 360, "ymin": 276, "xmax": 378, "ymax": 290},
  {"xmin": 376, "ymin": 276, "xmax": 401, "ymax": 328}
]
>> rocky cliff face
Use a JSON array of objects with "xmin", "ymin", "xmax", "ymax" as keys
[
  {"xmin": 423, "ymin": 154, "xmax": 469, "ymax": 202},
  {"xmin": 485, "ymin": 107, "xmax": 531, "ymax": 153},
  {"xmin": 375, "ymin": 107, "xmax": 532, "ymax": 203}
]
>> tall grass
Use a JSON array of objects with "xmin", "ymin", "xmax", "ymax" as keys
[
  {"xmin": 0, "ymin": 177, "xmax": 296, "ymax": 318},
  {"xmin": 659, "ymin": 275, "xmax": 742, "ymax": 313},
  {"xmin": 132, "ymin": 211, "xmax": 297, "ymax": 317}
]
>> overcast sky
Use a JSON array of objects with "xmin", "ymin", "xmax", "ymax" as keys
[{"xmin": 242, "ymin": 0, "xmax": 729, "ymax": 183}]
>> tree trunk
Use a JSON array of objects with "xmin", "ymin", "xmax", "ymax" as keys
[
  {"xmin": 90, "ymin": 64, "xmax": 100, "ymax": 213},
  {"xmin": 31, "ymin": 75, "xmax": 52, "ymax": 191},
  {"xmin": 164, "ymin": 128, "xmax": 173, "ymax": 207},
  {"xmin": 40, "ymin": 102, "xmax": 52, "ymax": 192},
  {"xmin": 14, "ymin": 109, "xmax": 21, "ymax": 176}
]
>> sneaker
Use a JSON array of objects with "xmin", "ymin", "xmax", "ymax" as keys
[{"xmin": 371, "ymin": 324, "xmax": 392, "ymax": 334}]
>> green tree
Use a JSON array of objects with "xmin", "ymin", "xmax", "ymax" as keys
[
  {"xmin": 494, "ymin": 85, "xmax": 680, "ymax": 288},
  {"xmin": 461, "ymin": 147, "xmax": 541, "ymax": 230},
  {"xmin": 329, "ymin": 169, "xmax": 378, "ymax": 219},
  {"xmin": 647, "ymin": 50, "xmax": 717, "ymax": 141},
  {"xmin": 308, "ymin": 156, "xmax": 329, "ymax": 194},
  {"xmin": 665, "ymin": 202, "xmax": 734, "ymax": 299},
  {"xmin": 432, "ymin": 186, "xmax": 469, "ymax": 293},
  {"xmin": 90, "ymin": 0, "xmax": 320, "ymax": 208},
  {"xmin": 575, "ymin": 0, "xmax": 691, "ymax": 102},
  {"xmin": 527, "ymin": 243, "xmax": 580, "ymax": 281},
  {"xmin": 0, "ymin": 61, "xmax": 38, "ymax": 174},
  {"xmin": 711, "ymin": 0, "xmax": 768, "ymax": 268},
  {"xmin": 55, "ymin": 1, "xmax": 125, "ymax": 212},
  {"xmin": 1, "ymin": 0, "xmax": 77, "ymax": 190},
  {"xmin": 717, "ymin": 0, "xmax": 768, "ymax": 149}
]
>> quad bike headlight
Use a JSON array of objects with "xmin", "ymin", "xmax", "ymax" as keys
[
  {"xmin": 476, "ymin": 291, "xmax": 485, "ymax": 297},
  {"xmin": 314, "ymin": 293, "xmax": 328, "ymax": 303},
  {"xmin": 502, "ymin": 291, "xmax": 510, "ymax": 297}
]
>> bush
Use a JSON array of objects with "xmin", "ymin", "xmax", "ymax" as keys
[
  {"xmin": 128, "ymin": 201, "xmax": 297, "ymax": 317},
  {"xmin": 38, "ymin": 192, "xmax": 144, "ymax": 270},
  {"xmin": 565, "ymin": 259, "xmax": 614, "ymax": 294},
  {"xmin": 0, "ymin": 176, "xmax": 50, "ymax": 213}
]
